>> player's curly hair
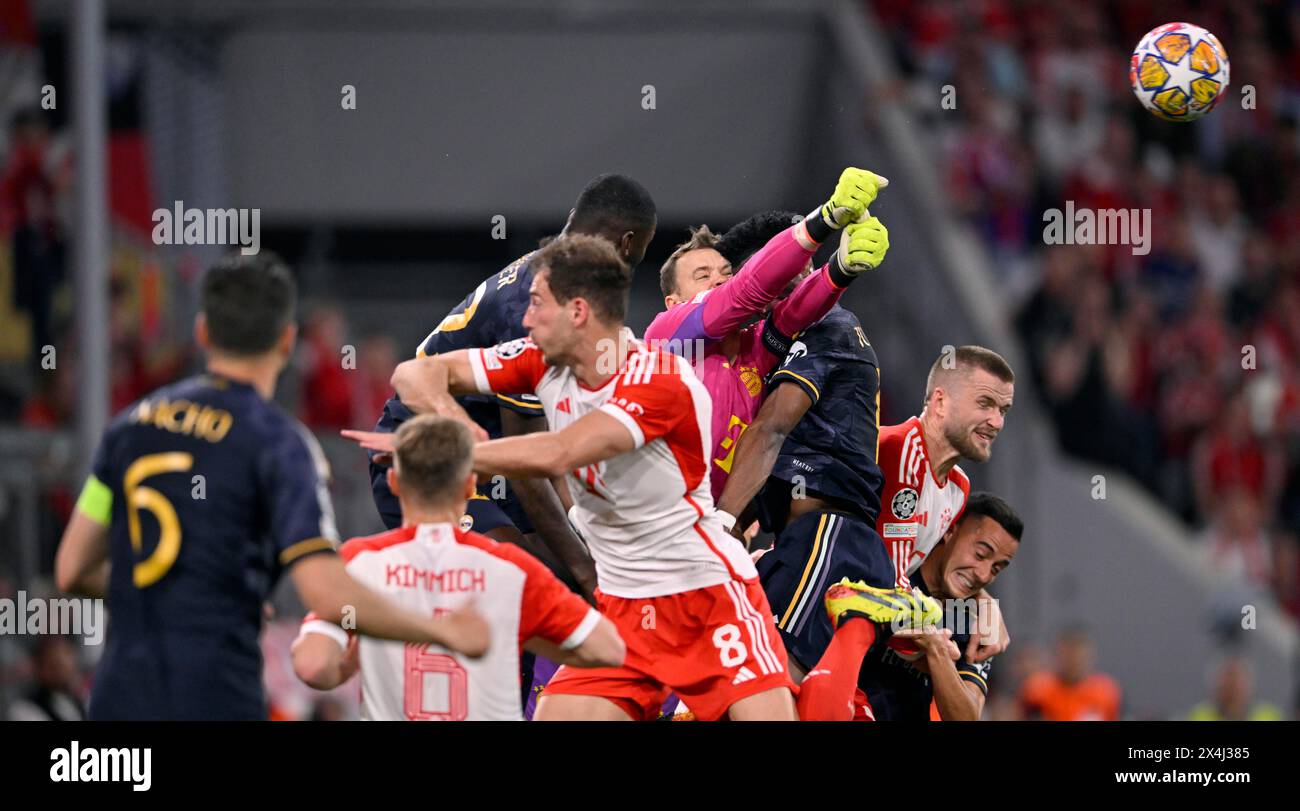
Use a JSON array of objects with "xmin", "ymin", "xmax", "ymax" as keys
[
  {"xmin": 715, "ymin": 210, "xmax": 804, "ymax": 268},
  {"xmin": 569, "ymin": 173, "xmax": 657, "ymax": 236}
]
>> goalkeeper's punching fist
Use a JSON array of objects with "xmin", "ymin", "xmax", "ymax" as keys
[
  {"xmin": 798, "ymin": 167, "xmax": 890, "ymax": 247},
  {"xmin": 826, "ymin": 216, "xmax": 890, "ymax": 286}
]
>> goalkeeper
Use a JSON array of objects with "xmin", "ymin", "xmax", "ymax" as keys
[{"xmin": 645, "ymin": 167, "xmax": 891, "ymax": 500}]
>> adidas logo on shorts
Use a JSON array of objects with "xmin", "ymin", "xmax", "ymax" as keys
[{"xmin": 732, "ymin": 666, "xmax": 757, "ymax": 685}]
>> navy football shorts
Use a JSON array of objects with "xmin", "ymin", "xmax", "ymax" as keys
[
  {"xmin": 369, "ymin": 461, "xmax": 522, "ymax": 536},
  {"xmin": 757, "ymin": 509, "xmax": 895, "ymax": 671},
  {"xmin": 368, "ymin": 399, "xmax": 532, "ymax": 535}
]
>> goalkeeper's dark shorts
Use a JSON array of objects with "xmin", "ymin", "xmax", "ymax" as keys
[{"xmin": 757, "ymin": 509, "xmax": 895, "ymax": 671}]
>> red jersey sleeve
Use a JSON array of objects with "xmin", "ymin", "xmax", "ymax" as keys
[
  {"xmin": 597, "ymin": 350, "xmax": 691, "ymax": 448},
  {"xmin": 493, "ymin": 543, "xmax": 599, "ymax": 648},
  {"xmin": 875, "ymin": 421, "xmax": 921, "ymax": 586},
  {"xmin": 467, "ymin": 338, "xmax": 548, "ymax": 396}
]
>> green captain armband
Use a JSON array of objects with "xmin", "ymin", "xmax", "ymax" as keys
[{"xmin": 76, "ymin": 475, "xmax": 113, "ymax": 526}]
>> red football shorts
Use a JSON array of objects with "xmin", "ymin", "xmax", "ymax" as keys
[{"xmin": 543, "ymin": 578, "xmax": 794, "ymax": 721}]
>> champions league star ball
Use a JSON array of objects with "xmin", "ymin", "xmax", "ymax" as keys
[{"xmin": 1130, "ymin": 22, "xmax": 1229, "ymax": 122}]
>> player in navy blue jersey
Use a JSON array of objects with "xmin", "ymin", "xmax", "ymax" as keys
[
  {"xmin": 713, "ymin": 210, "xmax": 904, "ymax": 720},
  {"xmin": 369, "ymin": 173, "xmax": 656, "ymax": 602},
  {"xmin": 858, "ymin": 492, "xmax": 1021, "ymax": 720},
  {"xmin": 55, "ymin": 254, "xmax": 489, "ymax": 720},
  {"xmin": 718, "ymin": 302, "xmax": 897, "ymax": 718}
]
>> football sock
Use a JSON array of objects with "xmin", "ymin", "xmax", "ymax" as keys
[{"xmin": 796, "ymin": 618, "xmax": 877, "ymax": 721}]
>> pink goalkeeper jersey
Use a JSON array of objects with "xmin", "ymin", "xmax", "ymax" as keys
[{"xmin": 644, "ymin": 223, "xmax": 844, "ymax": 498}]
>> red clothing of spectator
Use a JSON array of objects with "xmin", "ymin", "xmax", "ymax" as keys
[
  {"xmin": 1199, "ymin": 434, "xmax": 1273, "ymax": 503},
  {"xmin": 299, "ymin": 334, "xmax": 355, "ymax": 430}
]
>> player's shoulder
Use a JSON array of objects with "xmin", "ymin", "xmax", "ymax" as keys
[
  {"xmin": 644, "ymin": 291, "xmax": 709, "ymax": 342},
  {"xmin": 479, "ymin": 335, "xmax": 549, "ymax": 376},
  {"xmin": 810, "ymin": 304, "xmax": 861, "ymax": 334},
  {"xmin": 948, "ymin": 464, "xmax": 972, "ymax": 496},
  {"xmin": 420, "ymin": 252, "xmax": 536, "ymax": 353},
  {"xmin": 616, "ymin": 345, "xmax": 693, "ymax": 389},
  {"xmin": 107, "ymin": 374, "xmax": 261, "ymax": 444},
  {"xmin": 485, "ymin": 334, "xmax": 542, "ymax": 358},
  {"xmin": 802, "ymin": 306, "xmax": 876, "ymax": 355},
  {"xmin": 485, "ymin": 252, "xmax": 537, "ymax": 296},
  {"xmin": 339, "ymin": 525, "xmax": 419, "ymax": 563},
  {"xmin": 252, "ymin": 403, "xmax": 331, "ymax": 473},
  {"xmin": 878, "ymin": 416, "xmax": 922, "ymax": 451},
  {"xmin": 454, "ymin": 528, "xmax": 547, "ymax": 576}
]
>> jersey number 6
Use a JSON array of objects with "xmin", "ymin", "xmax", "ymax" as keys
[
  {"xmin": 123, "ymin": 452, "xmax": 193, "ymax": 588},
  {"xmin": 404, "ymin": 644, "xmax": 469, "ymax": 721}
]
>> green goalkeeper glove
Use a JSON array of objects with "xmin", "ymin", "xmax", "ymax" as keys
[
  {"xmin": 827, "ymin": 216, "xmax": 889, "ymax": 287},
  {"xmin": 800, "ymin": 167, "xmax": 889, "ymax": 246}
]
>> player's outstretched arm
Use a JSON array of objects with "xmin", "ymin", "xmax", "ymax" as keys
[
  {"xmin": 647, "ymin": 168, "xmax": 887, "ymax": 346},
  {"xmin": 389, "ymin": 350, "xmax": 487, "ymax": 439},
  {"xmin": 290, "ymin": 554, "xmax": 490, "ymax": 657},
  {"xmin": 472, "ymin": 410, "xmax": 635, "ymax": 480},
  {"xmin": 760, "ymin": 217, "xmax": 890, "ymax": 372},
  {"xmin": 716, "ymin": 383, "xmax": 814, "ymax": 543},
  {"xmin": 499, "ymin": 408, "xmax": 599, "ymax": 601},
  {"xmin": 524, "ymin": 615, "xmax": 624, "ymax": 668}
]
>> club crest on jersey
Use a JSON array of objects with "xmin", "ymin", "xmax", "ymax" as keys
[
  {"xmin": 891, "ymin": 487, "xmax": 919, "ymax": 520},
  {"xmin": 782, "ymin": 341, "xmax": 808, "ymax": 367},
  {"xmin": 459, "ymin": 514, "xmax": 474, "ymax": 532},
  {"xmin": 740, "ymin": 366, "xmax": 762, "ymax": 397},
  {"xmin": 495, "ymin": 338, "xmax": 530, "ymax": 359}
]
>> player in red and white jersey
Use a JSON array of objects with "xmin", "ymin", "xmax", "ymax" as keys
[
  {"xmin": 877, "ymin": 419, "xmax": 971, "ymax": 587},
  {"xmin": 876, "ymin": 346, "xmax": 1015, "ymax": 589},
  {"xmin": 764, "ymin": 345, "xmax": 1017, "ymax": 721},
  {"xmin": 347, "ymin": 235, "xmax": 798, "ymax": 720},
  {"xmin": 294, "ymin": 415, "xmax": 624, "ymax": 721}
]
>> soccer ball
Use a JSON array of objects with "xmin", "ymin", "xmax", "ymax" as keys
[{"xmin": 1129, "ymin": 22, "xmax": 1230, "ymax": 122}]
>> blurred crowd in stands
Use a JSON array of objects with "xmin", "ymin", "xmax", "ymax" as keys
[{"xmin": 872, "ymin": 0, "xmax": 1300, "ymax": 622}]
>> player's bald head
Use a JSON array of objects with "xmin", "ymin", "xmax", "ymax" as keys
[{"xmin": 924, "ymin": 345, "xmax": 1014, "ymax": 408}]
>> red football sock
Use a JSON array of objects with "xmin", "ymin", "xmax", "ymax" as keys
[{"xmin": 796, "ymin": 618, "xmax": 877, "ymax": 721}]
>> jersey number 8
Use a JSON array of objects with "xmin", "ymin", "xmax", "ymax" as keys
[{"xmin": 712, "ymin": 624, "xmax": 749, "ymax": 668}]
